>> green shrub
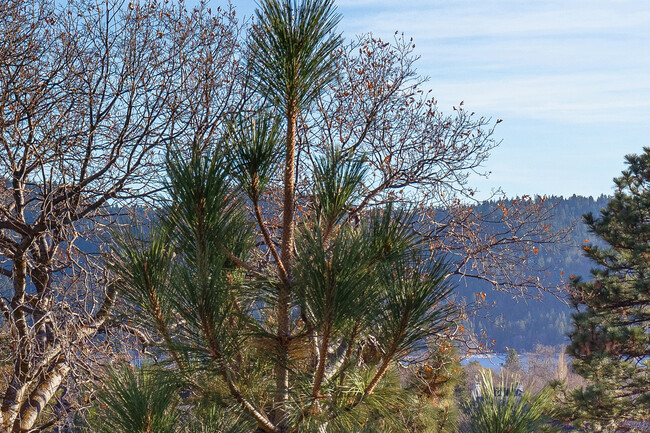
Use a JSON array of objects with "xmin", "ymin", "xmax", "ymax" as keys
[{"xmin": 463, "ymin": 369, "xmax": 554, "ymax": 433}]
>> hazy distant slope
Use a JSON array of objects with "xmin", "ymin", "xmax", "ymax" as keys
[{"xmin": 454, "ymin": 194, "xmax": 610, "ymax": 352}]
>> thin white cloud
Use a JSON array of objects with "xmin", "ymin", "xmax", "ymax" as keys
[
  {"xmin": 334, "ymin": 0, "xmax": 650, "ymax": 125},
  {"xmin": 431, "ymin": 72, "xmax": 650, "ymax": 124},
  {"xmin": 341, "ymin": 3, "xmax": 650, "ymax": 39}
]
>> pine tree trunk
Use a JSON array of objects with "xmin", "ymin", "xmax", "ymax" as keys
[{"xmin": 276, "ymin": 105, "xmax": 298, "ymax": 429}]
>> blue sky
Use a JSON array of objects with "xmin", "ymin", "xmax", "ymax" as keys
[{"xmin": 230, "ymin": 0, "xmax": 650, "ymax": 199}]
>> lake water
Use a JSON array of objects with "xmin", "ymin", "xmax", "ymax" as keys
[
  {"xmin": 461, "ymin": 352, "xmax": 564, "ymax": 372},
  {"xmin": 461, "ymin": 353, "xmax": 509, "ymax": 371}
]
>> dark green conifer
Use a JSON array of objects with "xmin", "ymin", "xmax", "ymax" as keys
[{"xmin": 567, "ymin": 148, "xmax": 650, "ymax": 427}]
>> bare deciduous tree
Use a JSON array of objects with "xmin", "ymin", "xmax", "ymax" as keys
[
  {"xmin": 303, "ymin": 34, "xmax": 568, "ymax": 297},
  {"xmin": 0, "ymin": 0, "xmax": 244, "ymax": 430}
]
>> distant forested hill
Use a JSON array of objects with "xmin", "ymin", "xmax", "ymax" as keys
[
  {"xmin": 454, "ymin": 194, "xmax": 611, "ymax": 352},
  {"xmin": 0, "ymin": 195, "xmax": 609, "ymax": 353}
]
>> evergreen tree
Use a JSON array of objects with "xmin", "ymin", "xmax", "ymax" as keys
[
  {"xmin": 105, "ymin": 1, "xmax": 458, "ymax": 431},
  {"xmin": 504, "ymin": 348, "xmax": 521, "ymax": 374},
  {"xmin": 567, "ymin": 148, "xmax": 650, "ymax": 427}
]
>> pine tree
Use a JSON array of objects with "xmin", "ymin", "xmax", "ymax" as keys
[
  {"xmin": 105, "ymin": 1, "xmax": 457, "ymax": 431},
  {"xmin": 567, "ymin": 148, "xmax": 650, "ymax": 427},
  {"xmin": 504, "ymin": 348, "xmax": 521, "ymax": 374}
]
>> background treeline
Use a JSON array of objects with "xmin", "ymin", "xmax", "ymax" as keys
[
  {"xmin": 0, "ymin": 194, "xmax": 610, "ymax": 354},
  {"xmin": 456, "ymin": 194, "xmax": 611, "ymax": 352}
]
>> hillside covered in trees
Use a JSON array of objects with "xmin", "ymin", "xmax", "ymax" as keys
[
  {"xmin": 0, "ymin": 194, "xmax": 610, "ymax": 355},
  {"xmin": 456, "ymin": 194, "xmax": 611, "ymax": 352}
]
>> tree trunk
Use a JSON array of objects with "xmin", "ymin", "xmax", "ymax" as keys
[
  {"xmin": 1, "ymin": 377, "xmax": 29, "ymax": 433},
  {"xmin": 276, "ymin": 105, "xmax": 298, "ymax": 429},
  {"xmin": 14, "ymin": 361, "xmax": 70, "ymax": 433},
  {"xmin": 2, "ymin": 258, "xmax": 30, "ymax": 433}
]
